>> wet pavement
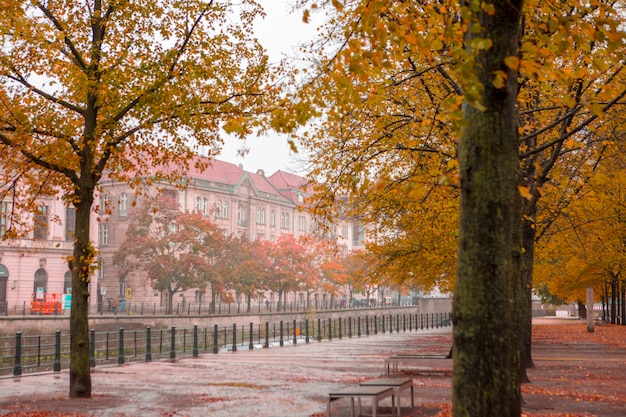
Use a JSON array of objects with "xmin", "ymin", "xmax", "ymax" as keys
[
  {"xmin": 0, "ymin": 326, "xmax": 453, "ymax": 417},
  {"xmin": 2, "ymin": 318, "xmax": 626, "ymax": 417}
]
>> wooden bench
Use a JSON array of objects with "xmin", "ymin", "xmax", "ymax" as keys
[
  {"xmin": 360, "ymin": 377, "xmax": 413, "ymax": 416},
  {"xmin": 385, "ymin": 353, "xmax": 451, "ymax": 375},
  {"xmin": 328, "ymin": 385, "xmax": 395, "ymax": 417}
]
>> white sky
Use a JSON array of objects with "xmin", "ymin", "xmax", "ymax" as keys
[{"xmin": 217, "ymin": 0, "xmax": 319, "ymax": 176}]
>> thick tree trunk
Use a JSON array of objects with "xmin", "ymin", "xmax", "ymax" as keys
[
  {"xmin": 453, "ymin": 1, "xmax": 524, "ymax": 416},
  {"xmin": 521, "ymin": 213, "xmax": 536, "ymax": 370},
  {"xmin": 69, "ymin": 190, "xmax": 94, "ymax": 398}
]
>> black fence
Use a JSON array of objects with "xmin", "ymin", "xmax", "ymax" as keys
[
  {"xmin": 0, "ymin": 312, "xmax": 452, "ymax": 377},
  {"xmin": 1, "ymin": 298, "xmax": 421, "ymax": 317}
]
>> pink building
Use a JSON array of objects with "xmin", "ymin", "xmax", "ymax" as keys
[{"xmin": 0, "ymin": 157, "xmax": 363, "ymax": 314}]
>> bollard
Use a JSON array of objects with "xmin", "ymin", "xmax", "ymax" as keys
[
  {"xmin": 279, "ymin": 321, "xmax": 284, "ymax": 347},
  {"xmin": 305, "ymin": 319, "xmax": 310, "ymax": 343},
  {"xmin": 193, "ymin": 325, "xmax": 199, "ymax": 358},
  {"xmin": 13, "ymin": 332, "xmax": 22, "ymax": 376},
  {"xmin": 382, "ymin": 315, "xmax": 386, "ymax": 333},
  {"xmin": 90, "ymin": 329, "xmax": 96, "ymax": 368},
  {"xmin": 293, "ymin": 320, "xmax": 297, "ymax": 345},
  {"xmin": 338, "ymin": 317, "xmax": 343, "ymax": 339},
  {"xmin": 54, "ymin": 330, "xmax": 61, "ymax": 372},
  {"xmin": 249, "ymin": 323, "xmax": 254, "ymax": 350},
  {"xmin": 366, "ymin": 316, "xmax": 370, "ymax": 336},
  {"xmin": 317, "ymin": 318, "xmax": 322, "ymax": 342},
  {"xmin": 213, "ymin": 324, "xmax": 219, "ymax": 354},
  {"xmin": 348, "ymin": 317, "xmax": 352, "ymax": 338},
  {"xmin": 170, "ymin": 326, "xmax": 176, "ymax": 360},
  {"xmin": 358, "ymin": 317, "xmax": 361, "ymax": 337},
  {"xmin": 264, "ymin": 321, "xmax": 269, "ymax": 348},
  {"xmin": 328, "ymin": 318, "xmax": 332, "ymax": 341},
  {"xmin": 146, "ymin": 327, "xmax": 152, "ymax": 361},
  {"xmin": 118, "ymin": 328, "xmax": 125, "ymax": 365},
  {"xmin": 232, "ymin": 324, "xmax": 237, "ymax": 352},
  {"xmin": 403, "ymin": 314, "xmax": 406, "ymax": 332},
  {"xmin": 374, "ymin": 315, "xmax": 378, "ymax": 335}
]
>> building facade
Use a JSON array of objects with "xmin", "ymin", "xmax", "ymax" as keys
[{"xmin": 0, "ymin": 157, "xmax": 363, "ymax": 314}]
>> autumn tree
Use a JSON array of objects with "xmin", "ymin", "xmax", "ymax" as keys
[
  {"xmin": 535, "ymin": 138, "xmax": 626, "ymax": 322},
  {"xmin": 265, "ymin": 234, "xmax": 308, "ymax": 310},
  {"xmin": 0, "ymin": 0, "xmax": 274, "ymax": 397},
  {"xmin": 114, "ymin": 193, "xmax": 225, "ymax": 314},
  {"xmin": 284, "ymin": 2, "xmax": 626, "ymax": 414},
  {"xmin": 226, "ymin": 238, "xmax": 271, "ymax": 312}
]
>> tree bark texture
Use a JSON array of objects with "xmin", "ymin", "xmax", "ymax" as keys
[
  {"xmin": 69, "ymin": 187, "xmax": 95, "ymax": 398},
  {"xmin": 453, "ymin": 1, "xmax": 524, "ymax": 416}
]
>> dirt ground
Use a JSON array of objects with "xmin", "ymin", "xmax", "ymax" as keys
[{"xmin": 1, "ymin": 318, "xmax": 625, "ymax": 417}]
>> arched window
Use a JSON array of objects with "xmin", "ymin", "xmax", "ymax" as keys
[
  {"xmin": 0, "ymin": 264, "xmax": 9, "ymax": 304},
  {"xmin": 63, "ymin": 271, "xmax": 72, "ymax": 294},
  {"xmin": 33, "ymin": 268, "xmax": 48, "ymax": 297}
]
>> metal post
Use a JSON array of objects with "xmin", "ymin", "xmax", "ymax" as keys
[
  {"xmin": 232, "ymin": 324, "xmax": 237, "ymax": 352},
  {"xmin": 279, "ymin": 321, "xmax": 284, "ymax": 347},
  {"xmin": 338, "ymin": 317, "xmax": 343, "ymax": 339},
  {"xmin": 193, "ymin": 325, "xmax": 199, "ymax": 358},
  {"xmin": 54, "ymin": 330, "xmax": 61, "ymax": 372},
  {"xmin": 374, "ymin": 315, "xmax": 378, "ymax": 334},
  {"xmin": 118, "ymin": 328, "xmax": 125, "ymax": 365},
  {"xmin": 366, "ymin": 316, "xmax": 370, "ymax": 336},
  {"xmin": 328, "ymin": 318, "xmax": 332, "ymax": 341},
  {"xmin": 170, "ymin": 326, "xmax": 176, "ymax": 360},
  {"xmin": 249, "ymin": 323, "xmax": 254, "ymax": 350},
  {"xmin": 213, "ymin": 324, "xmax": 219, "ymax": 354},
  {"xmin": 317, "ymin": 318, "xmax": 321, "ymax": 342},
  {"xmin": 264, "ymin": 321, "xmax": 269, "ymax": 348},
  {"xmin": 348, "ymin": 317, "xmax": 352, "ymax": 338},
  {"xmin": 293, "ymin": 320, "xmax": 297, "ymax": 344},
  {"xmin": 90, "ymin": 329, "xmax": 96, "ymax": 368},
  {"xmin": 146, "ymin": 327, "xmax": 152, "ymax": 361},
  {"xmin": 305, "ymin": 319, "xmax": 310, "ymax": 343},
  {"xmin": 358, "ymin": 317, "xmax": 361, "ymax": 337},
  {"xmin": 13, "ymin": 332, "xmax": 22, "ymax": 376}
]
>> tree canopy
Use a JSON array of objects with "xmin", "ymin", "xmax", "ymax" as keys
[{"xmin": 0, "ymin": 0, "xmax": 276, "ymax": 398}]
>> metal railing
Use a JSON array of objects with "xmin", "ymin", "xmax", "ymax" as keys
[
  {"xmin": 1, "ymin": 298, "xmax": 421, "ymax": 317},
  {"xmin": 0, "ymin": 312, "xmax": 452, "ymax": 377}
]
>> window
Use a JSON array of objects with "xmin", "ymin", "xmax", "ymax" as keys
[
  {"xmin": 256, "ymin": 207, "xmax": 265, "ymax": 224},
  {"xmin": 256, "ymin": 233, "xmax": 265, "ymax": 240},
  {"xmin": 215, "ymin": 201, "xmax": 229, "ymax": 219},
  {"xmin": 298, "ymin": 216, "xmax": 306, "ymax": 231},
  {"xmin": 270, "ymin": 209, "xmax": 275, "ymax": 226},
  {"xmin": 342, "ymin": 225, "xmax": 349, "ymax": 239},
  {"xmin": 0, "ymin": 201, "xmax": 8, "ymax": 238},
  {"xmin": 237, "ymin": 203, "xmax": 247, "ymax": 225},
  {"xmin": 65, "ymin": 207, "xmax": 76, "ymax": 241},
  {"xmin": 280, "ymin": 212, "xmax": 289, "ymax": 229},
  {"xmin": 33, "ymin": 205, "xmax": 49, "ymax": 240},
  {"xmin": 119, "ymin": 192, "xmax": 128, "ymax": 218},
  {"xmin": 195, "ymin": 196, "xmax": 202, "ymax": 213},
  {"xmin": 99, "ymin": 223, "xmax": 109, "ymax": 246},
  {"xmin": 63, "ymin": 271, "xmax": 72, "ymax": 294},
  {"xmin": 118, "ymin": 275, "xmax": 126, "ymax": 298},
  {"xmin": 33, "ymin": 268, "xmax": 48, "ymax": 296},
  {"xmin": 203, "ymin": 198, "xmax": 208, "ymax": 215},
  {"xmin": 101, "ymin": 193, "xmax": 110, "ymax": 213}
]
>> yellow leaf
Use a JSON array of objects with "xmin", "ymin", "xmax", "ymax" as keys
[
  {"xmin": 504, "ymin": 56, "xmax": 519, "ymax": 71},
  {"xmin": 518, "ymin": 186, "xmax": 533, "ymax": 200}
]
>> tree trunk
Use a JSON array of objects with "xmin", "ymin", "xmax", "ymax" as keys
[
  {"xmin": 520, "ymin": 211, "xmax": 537, "ymax": 370},
  {"xmin": 69, "ymin": 189, "xmax": 94, "ymax": 398},
  {"xmin": 578, "ymin": 300, "xmax": 587, "ymax": 319},
  {"xmin": 453, "ymin": 1, "xmax": 524, "ymax": 416}
]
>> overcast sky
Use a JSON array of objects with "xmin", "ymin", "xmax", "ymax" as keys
[{"xmin": 217, "ymin": 1, "xmax": 319, "ymax": 176}]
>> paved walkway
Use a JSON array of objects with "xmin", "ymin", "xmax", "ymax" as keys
[{"xmin": 1, "ymin": 318, "xmax": 625, "ymax": 417}]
